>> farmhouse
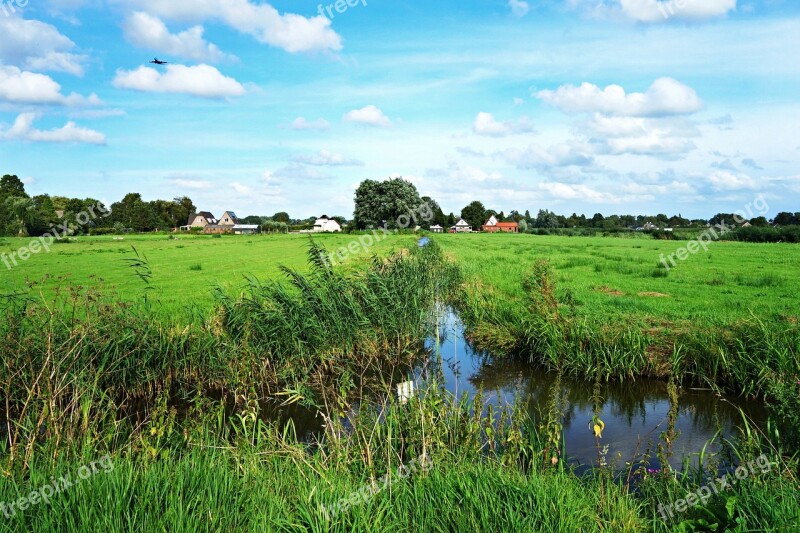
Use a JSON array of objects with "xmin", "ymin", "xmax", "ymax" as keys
[
  {"xmin": 203, "ymin": 211, "xmax": 239, "ymax": 234},
  {"xmin": 429, "ymin": 225, "xmax": 444, "ymax": 233},
  {"xmin": 313, "ymin": 216, "xmax": 342, "ymax": 233},
  {"xmin": 451, "ymin": 219, "xmax": 472, "ymax": 233},
  {"xmin": 188, "ymin": 212, "xmax": 218, "ymax": 228},
  {"xmin": 482, "ymin": 215, "xmax": 519, "ymax": 233}
]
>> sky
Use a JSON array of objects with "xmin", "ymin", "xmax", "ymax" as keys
[{"xmin": 0, "ymin": 0, "xmax": 798, "ymax": 220}]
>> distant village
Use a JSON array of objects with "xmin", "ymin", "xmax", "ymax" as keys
[{"xmin": 182, "ymin": 211, "xmax": 343, "ymax": 234}]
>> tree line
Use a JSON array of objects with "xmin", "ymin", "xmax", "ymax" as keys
[{"xmin": 352, "ymin": 178, "xmax": 800, "ymax": 232}]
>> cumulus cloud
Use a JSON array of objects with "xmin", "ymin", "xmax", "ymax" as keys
[
  {"xmin": 706, "ymin": 170, "xmax": 758, "ymax": 191},
  {"xmin": 0, "ymin": 66, "xmax": 101, "ymax": 105},
  {"xmin": 113, "ymin": 64, "xmax": 245, "ymax": 98},
  {"xmin": 293, "ymin": 150, "xmax": 363, "ymax": 166},
  {"xmin": 472, "ymin": 112, "xmax": 535, "ymax": 137},
  {"xmin": 508, "ymin": 0, "xmax": 530, "ymax": 17},
  {"xmin": 123, "ymin": 12, "xmax": 232, "ymax": 63},
  {"xmin": 539, "ymin": 182, "xmax": 622, "ymax": 203},
  {"xmin": 1, "ymin": 113, "xmax": 106, "ymax": 144},
  {"xmin": 536, "ymin": 77, "xmax": 703, "ymax": 117},
  {"xmin": 120, "ymin": 0, "xmax": 342, "ymax": 53},
  {"xmin": 584, "ymin": 114, "xmax": 699, "ymax": 156},
  {"xmin": 343, "ymin": 105, "xmax": 392, "ymax": 127},
  {"xmin": 0, "ymin": 15, "xmax": 86, "ymax": 76},
  {"xmin": 500, "ymin": 141, "xmax": 596, "ymax": 169},
  {"xmin": 290, "ymin": 117, "xmax": 331, "ymax": 130}
]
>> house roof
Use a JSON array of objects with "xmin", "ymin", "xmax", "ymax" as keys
[
  {"xmin": 496, "ymin": 222, "xmax": 518, "ymax": 228},
  {"xmin": 454, "ymin": 219, "xmax": 470, "ymax": 226},
  {"xmin": 189, "ymin": 211, "xmax": 216, "ymax": 225}
]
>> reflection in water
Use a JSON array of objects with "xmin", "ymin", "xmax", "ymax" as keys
[
  {"xmin": 250, "ymin": 307, "xmax": 765, "ymax": 472},
  {"xmin": 418, "ymin": 309, "xmax": 766, "ymax": 471}
]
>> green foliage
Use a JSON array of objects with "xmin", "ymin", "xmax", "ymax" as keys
[
  {"xmin": 353, "ymin": 177, "xmax": 424, "ymax": 229},
  {"xmin": 460, "ymin": 200, "xmax": 487, "ymax": 230}
]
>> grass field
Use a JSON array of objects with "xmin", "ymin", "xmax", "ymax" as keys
[
  {"xmin": 1, "ymin": 231, "xmax": 798, "ymax": 532},
  {"xmin": 3, "ymin": 232, "xmax": 798, "ymax": 324},
  {"xmin": 0, "ymin": 233, "xmax": 416, "ymax": 311},
  {"xmin": 437, "ymin": 233, "xmax": 800, "ymax": 325}
]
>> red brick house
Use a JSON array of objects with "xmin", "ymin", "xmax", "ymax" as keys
[{"xmin": 482, "ymin": 215, "xmax": 519, "ymax": 233}]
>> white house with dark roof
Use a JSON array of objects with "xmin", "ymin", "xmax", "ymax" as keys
[
  {"xmin": 313, "ymin": 216, "xmax": 342, "ymax": 233},
  {"xmin": 452, "ymin": 219, "xmax": 472, "ymax": 233}
]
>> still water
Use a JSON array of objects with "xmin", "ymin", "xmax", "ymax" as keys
[{"xmin": 261, "ymin": 308, "xmax": 765, "ymax": 471}]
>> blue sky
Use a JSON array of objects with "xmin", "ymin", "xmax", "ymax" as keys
[{"xmin": 1, "ymin": 0, "xmax": 798, "ymax": 219}]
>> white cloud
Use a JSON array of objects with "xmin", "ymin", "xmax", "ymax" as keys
[
  {"xmin": 585, "ymin": 114, "xmax": 699, "ymax": 156},
  {"xmin": 472, "ymin": 112, "xmax": 535, "ymax": 137},
  {"xmin": 0, "ymin": 15, "xmax": 86, "ymax": 76},
  {"xmin": 539, "ymin": 182, "xmax": 622, "ymax": 203},
  {"xmin": 500, "ymin": 141, "xmax": 596, "ymax": 169},
  {"xmin": 231, "ymin": 181, "xmax": 253, "ymax": 194},
  {"xmin": 508, "ymin": 0, "xmax": 530, "ymax": 17},
  {"xmin": 123, "ymin": 12, "xmax": 232, "ymax": 63},
  {"xmin": 121, "ymin": 0, "xmax": 342, "ymax": 53},
  {"xmin": 706, "ymin": 170, "xmax": 758, "ymax": 191},
  {"xmin": 0, "ymin": 66, "xmax": 100, "ymax": 105},
  {"xmin": 619, "ymin": 0, "xmax": 736, "ymax": 23},
  {"xmin": 343, "ymin": 105, "xmax": 392, "ymax": 127},
  {"xmin": 113, "ymin": 64, "xmax": 245, "ymax": 98},
  {"xmin": 293, "ymin": 150, "xmax": 363, "ymax": 166},
  {"xmin": 567, "ymin": 0, "xmax": 736, "ymax": 23},
  {"xmin": 1, "ymin": 113, "xmax": 106, "ymax": 144},
  {"xmin": 290, "ymin": 117, "xmax": 331, "ymax": 130},
  {"xmin": 536, "ymin": 77, "xmax": 703, "ymax": 117}
]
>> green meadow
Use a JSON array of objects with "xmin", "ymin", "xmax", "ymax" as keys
[
  {"xmin": 1, "ymin": 232, "xmax": 798, "ymax": 532},
  {"xmin": 438, "ymin": 232, "xmax": 800, "ymax": 324},
  {"xmin": 0, "ymin": 233, "xmax": 416, "ymax": 311},
  {"xmin": 3, "ymin": 232, "xmax": 797, "ymax": 324}
]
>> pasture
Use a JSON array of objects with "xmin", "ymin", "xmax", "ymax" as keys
[{"xmin": 3, "ymin": 232, "xmax": 797, "ymax": 328}]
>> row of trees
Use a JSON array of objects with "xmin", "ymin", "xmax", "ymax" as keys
[
  {"xmin": 5, "ymin": 172, "xmax": 799, "ymax": 237},
  {"xmin": 351, "ymin": 177, "xmax": 800, "ymax": 233},
  {"xmin": 0, "ymin": 175, "xmax": 199, "ymax": 237},
  {"xmin": 0, "ymin": 175, "xmax": 351, "ymax": 237}
]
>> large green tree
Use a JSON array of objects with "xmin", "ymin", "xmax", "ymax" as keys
[
  {"xmin": 420, "ymin": 196, "xmax": 447, "ymax": 226},
  {"xmin": 4, "ymin": 196, "xmax": 36, "ymax": 236},
  {"xmin": 111, "ymin": 193, "xmax": 158, "ymax": 232},
  {"xmin": 0, "ymin": 175, "xmax": 30, "ymax": 236},
  {"xmin": 460, "ymin": 201, "xmax": 487, "ymax": 230},
  {"xmin": 353, "ymin": 178, "xmax": 424, "ymax": 229}
]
